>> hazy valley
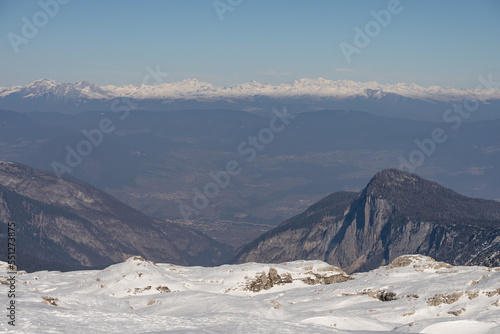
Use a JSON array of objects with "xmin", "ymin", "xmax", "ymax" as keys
[
  {"xmin": 1, "ymin": 101, "xmax": 499, "ymax": 248},
  {"xmin": 2, "ymin": 2, "xmax": 499, "ymax": 331}
]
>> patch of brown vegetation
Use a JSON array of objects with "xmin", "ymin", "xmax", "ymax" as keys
[
  {"xmin": 386, "ymin": 256, "xmax": 414, "ymax": 269},
  {"xmin": 385, "ymin": 255, "xmax": 455, "ymax": 272},
  {"xmin": 427, "ymin": 292, "xmax": 463, "ymax": 306},
  {"xmin": 466, "ymin": 291, "xmax": 479, "ymax": 299},
  {"xmin": 377, "ymin": 291, "xmax": 397, "ymax": 301},
  {"xmin": 270, "ymin": 300, "xmax": 281, "ymax": 310},
  {"xmin": 403, "ymin": 310, "xmax": 415, "ymax": 317},
  {"xmin": 342, "ymin": 288, "xmax": 374, "ymax": 297},
  {"xmin": 415, "ymin": 262, "xmax": 453, "ymax": 270},
  {"xmin": 246, "ymin": 268, "xmax": 293, "ymax": 292},
  {"xmin": 133, "ymin": 286, "xmax": 152, "ymax": 294},
  {"xmin": 246, "ymin": 267, "xmax": 353, "ymax": 292},
  {"xmin": 406, "ymin": 294, "xmax": 419, "ymax": 299},
  {"xmin": 301, "ymin": 272, "xmax": 354, "ymax": 285},
  {"xmin": 341, "ymin": 288, "xmax": 397, "ymax": 301},
  {"xmin": 41, "ymin": 296, "xmax": 58, "ymax": 306},
  {"xmin": 156, "ymin": 285, "xmax": 171, "ymax": 293},
  {"xmin": 470, "ymin": 275, "xmax": 488, "ymax": 286},
  {"xmin": 340, "ymin": 292, "xmax": 356, "ymax": 296},
  {"xmin": 447, "ymin": 307, "xmax": 466, "ymax": 316},
  {"xmin": 484, "ymin": 288, "xmax": 500, "ymax": 297}
]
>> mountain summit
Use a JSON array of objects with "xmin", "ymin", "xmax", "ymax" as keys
[
  {"xmin": 233, "ymin": 169, "xmax": 500, "ymax": 273},
  {"xmin": 365, "ymin": 169, "xmax": 500, "ymax": 226}
]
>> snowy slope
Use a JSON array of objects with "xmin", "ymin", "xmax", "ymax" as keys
[
  {"xmin": 2, "ymin": 78, "xmax": 500, "ymax": 102},
  {"xmin": 1, "ymin": 254, "xmax": 499, "ymax": 333}
]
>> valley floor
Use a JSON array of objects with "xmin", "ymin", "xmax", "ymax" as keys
[{"xmin": 1, "ymin": 255, "xmax": 499, "ymax": 333}]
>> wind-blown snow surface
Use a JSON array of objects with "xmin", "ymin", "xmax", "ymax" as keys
[
  {"xmin": 1, "ymin": 255, "xmax": 499, "ymax": 333},
  {"xmin": 2, "ymin": 78, "xmax": 500, "ymax": 102}
]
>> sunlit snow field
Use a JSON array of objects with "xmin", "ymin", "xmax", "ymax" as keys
[{"xmin": 1, "ymin": 255, "xmax": 499, "ymax": 333}]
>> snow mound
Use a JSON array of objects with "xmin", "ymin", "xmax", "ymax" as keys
[
  {"xmin": 386, "ymin": 254, "xmax": 455, "ymax": 271},
  {"xmin": 1, "ymin": 256, "xmax": 499, "ymax": 333}
]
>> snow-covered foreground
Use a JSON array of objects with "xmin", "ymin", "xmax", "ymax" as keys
[{"xmin": 1, "ymin": 255, "xmax": 499, "ymax": 333}]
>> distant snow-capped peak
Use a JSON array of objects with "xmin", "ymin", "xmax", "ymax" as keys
[
  {"xmin": 1, "ymin": 78, "xmax": 499, "ymax": 102},
  {"xmin": 0, "ymin": 79, "xmax": 113, "ymax": 100}
]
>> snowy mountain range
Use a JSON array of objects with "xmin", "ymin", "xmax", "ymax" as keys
[
  {"xmin": 2, "ymin": 78, "xmax": 500, "ymax": 102},
  {"xmin": 2, "ymin": 255, "xmax": 499, "ymax": 333}
]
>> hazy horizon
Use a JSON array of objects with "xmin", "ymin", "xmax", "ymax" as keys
[{"xmin": 1, "ymin": 0, "xmax": 499, "ymax": 88}]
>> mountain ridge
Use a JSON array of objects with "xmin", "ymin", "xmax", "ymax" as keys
[
  {"xmin": 2, "ymin": 78, "xmax": 499, "ymax": 102},
  {"xmin": 364, "ymin": 169, "xmax": 500, "ymax": 227},
  {"xmin": 233, "ymin": 169, "xmax": 500, "ymax": 273},
  {"xmin": 0, "ymin": 161, "xmax": 233, "ymax": 272}
]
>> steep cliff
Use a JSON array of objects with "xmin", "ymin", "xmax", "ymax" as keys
[{"xmin": 234, "ymin": 169, "xmax": 500, "ymax": 273}]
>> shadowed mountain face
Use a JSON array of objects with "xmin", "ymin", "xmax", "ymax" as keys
[
  {"xmin": 1, "ymin": 108, "xmax": 500, "ymax": 250},
  {"xmin": 233, "ymin": 169, "xmax": 500, "ymax": 273},
  {"xmin": 0, "ymin": 162, "xmax": 233, "ymax": 272}
]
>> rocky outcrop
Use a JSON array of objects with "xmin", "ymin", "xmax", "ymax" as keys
[
  {"xmin": 244, "ymin": 266, "xmax": 353, "ymax": 292},
  {"xmin": 233, "ymin": 169, "xmax": 500, "ymax": 273},
  {"xmin": 0, "ymin": 161, "xmax": 232, "ymax": 271}
]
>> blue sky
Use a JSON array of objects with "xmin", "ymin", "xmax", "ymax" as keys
[{"xmin": 0, "ymin": 0, "xmax": 499, "ymax": 88}]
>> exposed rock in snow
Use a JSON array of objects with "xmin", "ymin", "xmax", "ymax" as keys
[{"xmin": 1, "ymin": 255, "xmax": 499, "ymax": 333}]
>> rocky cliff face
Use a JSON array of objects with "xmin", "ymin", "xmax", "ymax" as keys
[
  {"xmin": 234, "ymin": 169, "xmax": 500, "ymax": 273},
  {"xmin": 0, "ymin": 161, "xmax": 232, "ymax": 271}
]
